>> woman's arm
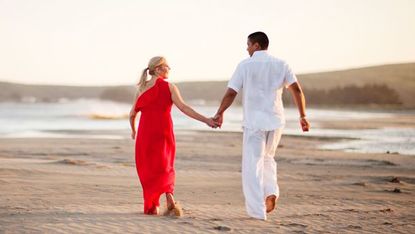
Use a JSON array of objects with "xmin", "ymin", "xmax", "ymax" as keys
[
  {"xmin": 129, "ymin": 90, "xmax": 140, "ymax": 139},
  {"xmin": 169, "ymin": 83, "xmax": 218, "ymax": 128},
  {"xmin": 129, "ymin": 108, "xmax": 137, "ymax": 139}
]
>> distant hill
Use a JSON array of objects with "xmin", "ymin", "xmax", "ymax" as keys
[
  {"xmin": 0, "ymin": 81, "xmax": 108, "ymax": 102},
  {"xmin": 298, "ymin": 63, "xmax": 415, "ymax": 108},
  {"xmin": 1, "ymin": 63, "xmax": 414, "ymax": 109}
]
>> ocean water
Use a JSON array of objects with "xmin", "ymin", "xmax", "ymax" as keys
[{"xmin": 0, "ymin": 99, "xmax": 414, "ymax": 156}]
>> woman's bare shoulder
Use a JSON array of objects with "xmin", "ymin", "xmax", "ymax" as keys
[{"xmin": 168, "ymin": 82, "xmax": 177, "ymax": 92}]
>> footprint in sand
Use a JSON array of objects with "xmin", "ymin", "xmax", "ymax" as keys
[
  {"xmin": 384, "ymin": 188, "xmax": 402, "ymax": 193},
  {"xmin": 282, "ymin": 223, "xmax": 308, "ymax": 228},
  {"xmin": 389, "ymin": 177, "xmax": 401, "ymax": 183},
  {"xmin": 213, "ymin": 225, "xmax": 232, "ymax": 231},
  {"xmin": 347, "ymin": 225, "xmax": 362, "ymax": 229},
  {"xmin": 352, "ymin": 182, "xmax": 367, "ymax": 186}
]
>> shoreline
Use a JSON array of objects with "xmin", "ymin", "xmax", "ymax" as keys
[{"xmin": 3, "ymin": 112, "xmax": 414, "ymax": 156}]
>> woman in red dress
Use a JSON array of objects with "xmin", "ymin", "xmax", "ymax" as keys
[{"xmin": 129, "ymin": 56, "xmax": 218, "ymax": 216}]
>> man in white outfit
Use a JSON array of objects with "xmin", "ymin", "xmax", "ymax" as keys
[{"xmin": 214, "ymin": 31, "xmax": 310, "ymax": 220}]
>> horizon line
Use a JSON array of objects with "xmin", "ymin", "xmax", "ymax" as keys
[{"xmin": 1, "ymin": 61, "xmax": 414, "ymax": 87}]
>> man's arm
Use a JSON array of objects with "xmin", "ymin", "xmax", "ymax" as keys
[
  {"xmin": 214, "ymin": 88, "xmax": 238, "ymax": 127},
  {"xmin": 287, "ymin": 82, "xmax": 310, "ymax": 132}
]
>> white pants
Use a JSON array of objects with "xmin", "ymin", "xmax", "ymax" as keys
[{"xmin": 242, "ymin": 128, "xmax": 282, "ymax": 220}]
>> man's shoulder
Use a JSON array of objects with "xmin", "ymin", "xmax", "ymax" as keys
[
  {"xmin": 238, "ymin": 57, "xmax": 251, "ymax": 66},
  {"xmin": 232, "ymin": 58, "xmax": 250, "ymax": 72},
  {"xmin": 268, "ymin": 54, "xmax": 288, "ymax": 66}
]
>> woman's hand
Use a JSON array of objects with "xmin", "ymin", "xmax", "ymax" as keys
[{"xmin": 131, "ymin": 130, "xmax": 136, "ymax": 140}]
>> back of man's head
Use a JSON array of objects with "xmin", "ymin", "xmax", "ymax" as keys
[{"xmin": 248, "ymin": 32, "xmax": 269, "ymax": 50}]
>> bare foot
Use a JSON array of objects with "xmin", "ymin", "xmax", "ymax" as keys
[
  {"xmin": 164, "ymin": 193, "xmax": 183, "ymax": 217},
  {"xmin": 166, "ymin": 193, "xmax": 175, "ymax": 209},
  {"xmin": 266, "ymin": 195, "xmax": 277, "ymax": 213},
  {"xmin": 164, "ymin": 202, "xmax": 183, "ymax": 217},
  {"xmin": 148, "ymin": 206, "xmax": 160, "ymax": 215}
]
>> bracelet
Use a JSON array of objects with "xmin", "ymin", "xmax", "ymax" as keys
[{"xmin": 299, "ymin": 116, "xmax": 307, "ymax": 120}]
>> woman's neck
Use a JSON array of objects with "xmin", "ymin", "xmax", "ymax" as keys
[{"xmin": 150, "ymin": 75, "xmax": 160, "ymax": 81}]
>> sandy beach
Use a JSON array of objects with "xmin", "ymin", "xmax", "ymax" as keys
[{"xmin": 1, "ymin": 118, "xmax": 415, "ymax": 233}]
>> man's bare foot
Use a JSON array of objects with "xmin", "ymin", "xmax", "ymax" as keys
[{"xmin": 266, "ymin": 195, "xmax": 277, "ymax": 213}]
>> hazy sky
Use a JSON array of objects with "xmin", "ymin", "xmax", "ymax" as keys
[{"xmin": 1, "ymin": 0, "xmax": 414, "ymax": 86}]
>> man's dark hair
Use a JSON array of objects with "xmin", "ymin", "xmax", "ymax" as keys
[{"xmin": 248, "ymin": 31, "xmax": 269, "ymax": 49}]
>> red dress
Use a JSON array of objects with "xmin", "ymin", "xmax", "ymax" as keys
[{"xmin": 134, "ymin": 78, "xmax": 176, "ymax": 214}]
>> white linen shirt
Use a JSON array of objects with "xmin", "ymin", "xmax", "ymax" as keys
[{"xmin": 228, "ymin": 50, "xmax": 297, "ymax": 131}]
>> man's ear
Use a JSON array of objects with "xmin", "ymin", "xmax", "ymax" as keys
[{"xmin": 254, "ymin": 42, "xmax": 262, "ymax": 50}]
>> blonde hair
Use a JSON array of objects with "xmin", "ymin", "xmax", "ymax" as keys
[{"xmin": 137, "ymin": 56, "xmax": 167, "ymax": 92}]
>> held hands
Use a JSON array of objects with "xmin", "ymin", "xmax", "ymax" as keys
[
  {"xmin": 300, "ymin": 117, "xmax": 310, "ymax": 132},
  {"xmin": 205, "ymin": 117, "xmax": 220, "ymax": 128},
  {"xmin": 204, "ymin": 113, "xmax": 223, "ymax": 129},
  {"xmin": 212, "ymin": 113, "xmax": 223, "ymax": 128}
]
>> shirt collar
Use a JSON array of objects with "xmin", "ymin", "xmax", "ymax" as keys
[{"xmin": 251, "ymin": 50, "xmax": 268, "ymax": 58}]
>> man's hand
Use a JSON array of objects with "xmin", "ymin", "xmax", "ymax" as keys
[
  {"xmin": 213, "ymin": 113, "xmax": 223, "ymax": 128},
  {"xmin": 300, "ymin": 117, "xmax": 310, "ymax": 132}
]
